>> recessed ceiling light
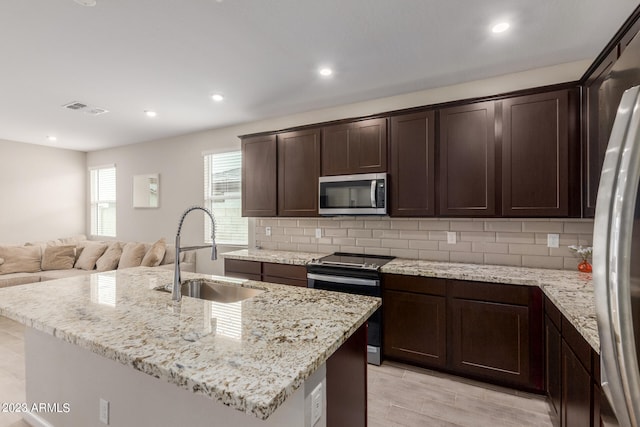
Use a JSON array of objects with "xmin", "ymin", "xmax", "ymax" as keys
[
  {"xmin": 492, "ymin": 22, "xmax": 510, "ymax": 33},
  {"xmin": 74, "ymin": 0, "xmax": 97, "ymax": 6},
  {"xmin": 47, "ymin": 136, "xmax": 57, "ymax": 142},
  {"xmin": 144, "ymin": 110, "xmax": 157, "ymax": 118},
  {"xmin": 211, "ymin": 93, "xmax": 225, "ymax": 102},
  {"xmin": 319, "ymin": 67, "xmax": 333, "ymax": 77}
]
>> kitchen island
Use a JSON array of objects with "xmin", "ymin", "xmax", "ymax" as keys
[{"xmin": 0, "ymin": 267, "xmax": 380, "ymax": 427}]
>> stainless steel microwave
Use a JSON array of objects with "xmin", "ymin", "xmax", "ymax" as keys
[{"xmin": 318, "ymin": 173, "xmax": 387, "ymax": 215}]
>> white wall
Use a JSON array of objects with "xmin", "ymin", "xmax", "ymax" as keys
[
  {"xmin": 86, "ymin": 59, "xmax": 591, "ymax": 274},
  {"xmin": 0, "ymin": 139, "xmax": 86, "ymax": 244}
]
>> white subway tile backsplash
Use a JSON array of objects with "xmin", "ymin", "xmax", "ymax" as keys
[{"xmin": 253, "ymin": 217, "xmax": 593, "ymax": 270}]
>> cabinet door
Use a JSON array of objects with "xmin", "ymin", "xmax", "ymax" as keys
[
  {"xmin": 502, "ymin": 90, "xmax": 572, "ymax": 216},
  {"xmin": 383, "ymin": 290, "xmax": 446, "ymax": 367},
  {"xmin": 545, "ymin": 315, "xmax": 562, "ymax": 422},
  {"xmin": 561, "ymin": 340, "xmax": 592, "ymax": 427},
  {"xmin": 277, "ymin": 129, "xmax": 321, "ymax": 217},
  {"xmin": 322, "ymin": 118, "xmax": 387, "ymax": 176},
  {"xmin": 450, "ymin": 298, "xmax": 530, "ymax": 387},
  {"xmin": 584, "ymin": 49, "xmax": 617, "ymax": 217},
  {"xmin": 241, "ymin": 135, "xmax": 277, "ymax": 217},
  {"xmin": 389, "ymin": 111, "xmax": 435, "ymax": 216},
  {"xmin": 439, "ymin": 101, "xmax": 496, "ymax": 216}
]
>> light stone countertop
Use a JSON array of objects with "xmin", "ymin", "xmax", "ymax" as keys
[
  {"xmin": 0, "ymin": 267, "xmax": 380, "ymax": 420},
  {"xmin": 221, "ymin": 249, "xmax": 599, "ymax": 353},
  {"xmin": 223, "ymin": 249, "xmax": 327, "ymax": 265}
]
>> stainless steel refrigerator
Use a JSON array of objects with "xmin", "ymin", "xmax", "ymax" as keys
[{"xmin": 594, "ymin": 84, "xmax": 640, "ymax": 427}]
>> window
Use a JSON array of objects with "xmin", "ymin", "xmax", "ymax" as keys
[
  {"xmin": 90, "ymin": 165, "xmax": 116, "ymax": 237},
  {"xmin": 204, "ymin": 151, "xmax": 247, "ymax": 245}
]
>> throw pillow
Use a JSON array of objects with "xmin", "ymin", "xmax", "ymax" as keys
[
  {"xmin": 140, "ymin": 238, "xmax": 166, "ymax": 267},
  {"xmin": 162, "ymin": 245, "xmax": 176, "ymax": 264},
  {"xmin": 118, "ymin": 242, "xmax": 146, "ymax": 269},
  {"xmin": 95, "ymin": 242, "xmax": 123, "ymax": 272},
  {"xmin": 0, "ymin": 245, "xmax": 41, "ymax": 274},
  {"xmin": 41, "ymin": 245, "xmax": 76, "ymax": 271},
  {"xmin": 74, "ymin": 242, "xmax": 108, "ymax": 270}
]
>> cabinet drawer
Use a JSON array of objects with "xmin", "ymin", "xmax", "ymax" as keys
[
  {"xmin": 383, "ymin": 274, "xmax": 446, "ymax": 296},
  {"xmin": 449, "ymin": 280, "xmax": 529, "ymax": 305},
  {"xmin": 262, "ymin": 262, "xmax": 307, "ymax": 281},
  {"xmin": 224, "ymin": 259, "xmax": 261, "ymax": 275},
  {"xmin": 263, "ymin": 275, "xmax": 307, "ymax": 287}
]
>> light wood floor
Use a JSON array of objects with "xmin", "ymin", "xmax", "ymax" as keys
[{"xmin": 0, "ymin": 316, "xmax": 554, "ymax": 427}]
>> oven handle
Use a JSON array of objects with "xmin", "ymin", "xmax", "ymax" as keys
[{"xmin": 307, "ymin": 273, "xmax": 379, "ymax": 287}]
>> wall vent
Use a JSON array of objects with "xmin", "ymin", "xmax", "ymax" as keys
[{"xmin": 62, "ymin": 101, "xmax": 109, "ymax": 115}]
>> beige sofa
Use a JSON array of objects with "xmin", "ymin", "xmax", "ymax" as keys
[{"xmin": 0, "ymin": 235, "xmax": 196, "ymax": 288}]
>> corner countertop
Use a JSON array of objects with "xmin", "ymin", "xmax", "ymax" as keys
[
  {"xmin": 0, "ymin": 267, "xmax": 380, "ymax": 420},
  {"xmin": 223, "ymin": 249, "xmax": 326, "ymax": 265},
  {"xmin": 221, "ymin": 249, "xmax": 598, "ymax": 353}
]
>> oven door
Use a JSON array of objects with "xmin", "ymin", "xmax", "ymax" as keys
[{"xmin": 307, "ymin": 273, "xmax": 382, "ymax": 364}]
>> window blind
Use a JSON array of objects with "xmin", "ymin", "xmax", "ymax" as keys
[
  {"xmin": 90, "ymin": 166, "xmax": 116, "ymax": 237},
  {"xmin": 204, "ymin": 151, "xmax": 247, "ymax": 245}
]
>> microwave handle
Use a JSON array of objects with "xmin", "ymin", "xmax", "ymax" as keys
[{"xmin": 371, "ymin": 180, "xmax": 377, "ymax": 208}]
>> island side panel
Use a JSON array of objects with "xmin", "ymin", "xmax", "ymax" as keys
[
  {"xmin": 23, "ymin": 328, "xmax": 317, "ymax": 427},
  {"xmin": 326, "ymin": 322, "xmax": 368, "ymax": 427}
]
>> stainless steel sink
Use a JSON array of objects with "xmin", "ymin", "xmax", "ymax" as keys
[{"xmin": 157, "ymin": 279, "xmax": 264, "ymax": 303}]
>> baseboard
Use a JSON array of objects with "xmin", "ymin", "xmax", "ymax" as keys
[{"xmin": 22, "ymin": 412, "xmax": 55, "ymax": 427}]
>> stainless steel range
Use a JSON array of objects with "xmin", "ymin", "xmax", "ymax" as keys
[{"xmin": 307, "ymin": 252, "xmax": 394, "ymax": 365}]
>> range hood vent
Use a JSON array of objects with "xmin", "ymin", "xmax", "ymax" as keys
[{"xmin": 62, "ymin": 101, "xmax": 109, "ymax": 115}]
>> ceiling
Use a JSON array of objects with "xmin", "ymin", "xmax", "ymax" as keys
[{"xmin": 1, "ymin": 0, "xmax": 638, "ymax": 152}]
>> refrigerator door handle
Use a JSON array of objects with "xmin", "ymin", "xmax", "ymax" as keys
[{"xmin": 594, "ymin": 84, "xmax": 640, "ymax": 427}]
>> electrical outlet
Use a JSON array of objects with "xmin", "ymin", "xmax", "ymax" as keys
[
  {"xmin": 311, "ymin": 383, "xmax": 322, "ymax": 426},
  {"xmin": 446, "ymin": 231, "xmax": 457, "ymax": 244},
  {"xmin": 547, "ymin": 233, "xmax": 560, "ymax": 248},
  {"xmin": 99, "ymin": 398, "xmax": 109, "ymax": 425},
  {"xmin": 265, "ymin": 226, "xmax": 271, "ymax": 236},
  {"xmin": 315, "ymin": 228, "xmax": 322, "ymax": 238}
]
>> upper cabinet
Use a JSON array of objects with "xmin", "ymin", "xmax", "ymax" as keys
[
  {"xmin": 389, "ymin": 111, "xmax": 435, "ymax": 216},
  {"xmin": 322, "ymin": 118, "xmax": 387, "ymax": 176},
  {"xmin": 501, "ymin": 89, "xmax": 580, "ymax": 217},
  {"xmin": 277, "ymin": 128, "xmax": 321, "ymax": 217},
  {"xmin": 241, "ymin": 134, "xmax": 277, "ymax": 217},
  {"xmin": 439, "ymin": 101, "xmax": 497, "ymax": 216}
]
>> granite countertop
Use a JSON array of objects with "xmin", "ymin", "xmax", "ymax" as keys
[
  {"xmin": 223, "ymin": 249, "xmax": 327, "ymax": 265},
  {"xmin": 221, "ymin": 249, "xmax": 599, "ymax": 353},
  {"xmin": 0, "ymin": 267, "xmax": 380, "ymax": 420}
]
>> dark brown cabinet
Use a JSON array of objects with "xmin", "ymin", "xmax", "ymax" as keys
[
  {"xmin": 389, "ymin": 111, "xmax": 436, "ymax": 216},
  {"xmin": 321, "ymin": 118, "xmax": 387, "ymax": 176},
  {"xmin": 224, "ymin": 258, "xmax": 307, "ymax": 286},
  {"xmin": 562, "ymin": 341, "xmax": 592, "ymax": 427},
  {"xmin": 277, "ymin": 129, "xmax": 321, "ymax": 217},
  {"xmin": 545, "ymin": 301, "xmax": 562, "ymax": 425},
  {"xmin": 439, "ymin": 101, "xmax": 496, "ymax": 216},
  {"xmin": 241, "ymin": 135, "xmax": 277, "ymax": 217},
  {"xmin": 449, "ymin": 280, "xmax": 542, "ymax": 389},
  {"xmin": 382, "ymin": 274, "xmax": 446, "ymax": 367},
  {"xmin": 501, "ymin": 89, "xmax": 579, "ymax": 217}
]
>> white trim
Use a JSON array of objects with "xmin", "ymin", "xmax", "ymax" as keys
[
  {"xmin": 201, "ymin": 148, "xmax": 239, "ymax": 156},
  {"xmin": 22, "ymin": 411, "xmax": 55, "ymax": 427},
  {"xmin": 88, "ymin": 163, "xmax": 115, "ymax": 170}
]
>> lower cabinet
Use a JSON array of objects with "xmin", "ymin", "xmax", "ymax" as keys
[
  {"xmin": 383, "ymin": 275, "xmax": 446, "ymax": 368},
  {"xmin": 544, "ymin": 296, "xmax": 601, "ymax": 427},
  {"xmin": 382, "ymin": 275, "xmax": 544, "ymax": 391},
  {"xmin": 449, "ymin": 280, "xmax": 543, "ymax": 390},
  {"xmin": 224, "ymin": 259, "xmax": 307, "ymax": 286}
]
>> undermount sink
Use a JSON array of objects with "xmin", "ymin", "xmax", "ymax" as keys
[{"xmin": 157, "ymin": 279, "xmax": 265, "ymax": 303}]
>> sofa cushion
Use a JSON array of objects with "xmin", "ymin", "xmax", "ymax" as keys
[
  {"xmin": 74, "ymin": 242, "xmax": 108, "ymax": 270},
  {"xmin": 0, "ymin": 245, "xmax": 41, "ymax": 274},
  {"xmin": 41, "ymin": 245, "xmax": 76, "ymax": 271},
  {"xmin": 39, "ymin": 269, "xmax": 93, "ymax": 281},
  {"xmin": 0, "ymin": 257, "xmax": 4, "ymax": 265},
  {"xmin": 141, "ymin": 238, "xmax": 166, "ymax": 267},
  {"xmin": 118, "ymin": 242, "xmax": 146, "ymax": 269},
  {"xmin": 96, "ymin": 242, "xmax": 122, "ymax": 272},
  {"xmin": 0, "ymin": 272, "xmax": 41, "ymax": 288}
]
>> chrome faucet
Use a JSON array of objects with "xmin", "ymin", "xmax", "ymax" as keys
[{"xmin": 173, "ymin": 206, "xmax": 217, "ymax": 301}]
